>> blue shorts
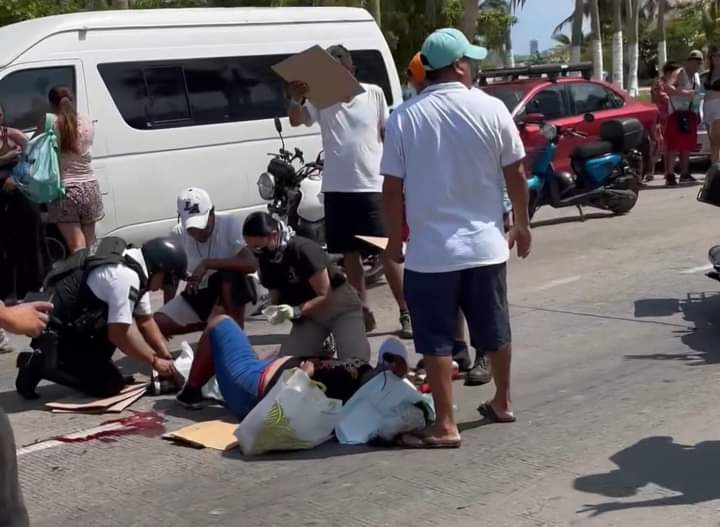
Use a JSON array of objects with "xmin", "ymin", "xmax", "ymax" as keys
[
  {"xmin": 404, "ymin": 263, "xmax": 511, "ymax": 357},
  {"xmin": 211, "ymin": 318, "xmax": 273, "ymax": 419}
]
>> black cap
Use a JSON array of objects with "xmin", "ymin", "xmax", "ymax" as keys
[
  {"xmin": 327, "ymin": 45, "xmax": 354, "ymax": 69},
  {"xmin": 141, "ymin": 237, "xmax": 187, "ymax": 285}
]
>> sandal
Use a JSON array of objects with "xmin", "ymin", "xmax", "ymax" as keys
[
  {"xmin": 397, "ymin": 432, "xmax": 462, "ymax": 449},
  {"xmin": 477, "ymin": 402, "xmax": 516, "ymax": 423}
]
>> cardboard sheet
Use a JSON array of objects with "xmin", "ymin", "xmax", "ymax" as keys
[
  {"xmin": 355, "ymin": 235, "xmax": 389, "ymax": 251},
  {"xmin": 50, "ymin": 387, "xmax": 147, "ymax": 414},
  {"xmin": 163, "ymin": 420, "xmax": 239, "ymax": 451},
  {"xmin": 272, "ymin": 45, "xmax": 365, "ymax": 109},
  {"xmin": 46, "ymin": 384, "xmax": 148, "ymax": 412}
]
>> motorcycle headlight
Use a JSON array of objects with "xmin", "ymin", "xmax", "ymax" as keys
[
  {"xmin": 257, "ymin": 172, "xmax": 275, "ymax": 200},
  {"xmin": 540, "ymin": 123, "xmax": 558, "ymax": 140}
]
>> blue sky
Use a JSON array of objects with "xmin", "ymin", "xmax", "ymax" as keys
[{"xmin": 512, "ymin": 0, "xmax": 590, "ymax": 55}]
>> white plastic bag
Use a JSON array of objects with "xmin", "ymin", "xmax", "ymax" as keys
[
  {"xmin": 335, "ymin": 371, "xmax": 435, "ymax": 445},
  {"xmin": 172, "ymin": 341, "xmax": 224, "ymax": 401},
  {"xmin": 235, "ymin": 368, "xmax": 342, "ymax": 456}
]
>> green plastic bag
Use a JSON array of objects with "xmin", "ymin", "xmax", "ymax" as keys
[{"xmin": 12, "ymin": 113, "xmax": 64, "ymax": 204}]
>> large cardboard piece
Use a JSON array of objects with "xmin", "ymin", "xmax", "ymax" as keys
[
  {"xmin": 272, "ymin": 45, "xmax": 365, "ymax": 110},
  {"xmin": 46, "ymin": 384, "xmax": 148, "ymax": 413},
  {"xmin": 163, "ymin": 420, "xmax": 239, "ymax": 451}
]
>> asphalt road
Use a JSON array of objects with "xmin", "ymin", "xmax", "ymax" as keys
[{"xmin": 2, "ymin": 175, "xmax": 720, "ymax": 527}]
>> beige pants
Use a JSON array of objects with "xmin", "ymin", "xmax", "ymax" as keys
[{"xmin": 280, "ymin": 283, "xmax": 370, "ymax": 361}]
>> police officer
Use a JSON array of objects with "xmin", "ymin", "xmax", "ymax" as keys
[{"xmin": 15, "ymin": 236, "xmax": 188, "ymax": 400}]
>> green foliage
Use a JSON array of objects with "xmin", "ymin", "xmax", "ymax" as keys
[
  {"xmin": 666, "ymin": 5, "xmax": 706, "ymax": 59},
  {"xmin": 476, "ymin": 7, "xmax": 516, "ymax": 51},
  {"xmin": 0, "ymin": 0, "xmax": 85, "ymax": 27}
]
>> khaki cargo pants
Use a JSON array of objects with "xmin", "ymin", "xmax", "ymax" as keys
[{"xmin": 280, "ymin": 283, "xmax": 370, "ymax": 361}]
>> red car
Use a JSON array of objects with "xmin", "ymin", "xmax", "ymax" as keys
[{"xmin": 479, "ymin": 64, "xmax": 660, "ymax": 176}]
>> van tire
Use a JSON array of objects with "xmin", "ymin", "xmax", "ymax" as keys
[{"xmin": 45, "ymin": 225, "xmax": 68, "ymax": 263}]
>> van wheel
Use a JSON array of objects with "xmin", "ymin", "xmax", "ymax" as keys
[{"xmin": 45, "ymin": 225, "xmax": 68, "ymax": 263}]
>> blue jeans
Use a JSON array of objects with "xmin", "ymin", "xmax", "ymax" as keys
[{"xmin": 211, "ymin": 318, "xmax": 273, "ymax": 419}]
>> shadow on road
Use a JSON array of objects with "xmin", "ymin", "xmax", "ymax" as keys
[
  {"xmin": 574, "ymin": 436, "xmax": 720, "ymax": 516},
  {"xmin": 531, "ymin": 211, "xmax": 614, "ymax": 228},
  {"xmin": 0, "ymin": 383, "xmax": 72, "ymax": 414},
  {"xmin": 629, "ymin": 292, "xmax": 720, "ymax": 365}
]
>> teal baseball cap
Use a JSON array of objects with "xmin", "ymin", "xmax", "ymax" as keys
[{"xmin": 420, "ymin": 28, "xmax": 488, "ymax": 71}]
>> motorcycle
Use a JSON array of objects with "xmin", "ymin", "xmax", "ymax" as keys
[
  {"xmin": 520, "ymin": 113, "xmax": 643, "ymax": 220},
  {"xmin": 698, "ymin": 162, "xmax": 720, "ymax": 283},
  {"xmin": 256, "ymin": 117, "xmax": 385, "ymax": 284}
]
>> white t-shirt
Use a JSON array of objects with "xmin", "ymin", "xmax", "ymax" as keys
[
  {"xmin": 381, "ymin": 82, "xmax": 526, "ymax": 273},
  {"xmin": 170, "ymin": 213, "xmax": 246, "ymax": 288},
  {"xmin": 86, "ymin": 248, "xmax": 152, "ymax": 325},
  {"xmin": 305, "ymin": 83, "xmax": 388, "ymax": 193}
]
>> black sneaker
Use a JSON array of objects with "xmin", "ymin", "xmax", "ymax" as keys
[
  {"xmin": 452, "ymin": 341, "xmax": 472, "ymax": 372},
  {"xmin": 15, "ymin": 351, "xmax": 43, "ymax": 400},
  {"xmin": 680, "ymin": 173, "xmax": 697, "ymax": 183},
  {"xmin": 465, "ymin": 355, "xmax": 491, "ymax": 386},
  {"xmin": 176, "ymin": 385, "xmax": 205, "ymax": 409},
  {"xmin": 665, "ymin": 173, "xmax": 678, "ymax": 186}
]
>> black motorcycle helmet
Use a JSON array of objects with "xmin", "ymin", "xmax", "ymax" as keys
[{"xmin": 141, "ymin": 237, "xmax": 187, "ymax": 287}]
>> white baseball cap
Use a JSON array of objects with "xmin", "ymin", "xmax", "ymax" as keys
[
  {"xmin": 177, "ymin": 188, "xmax": 213, "ymax": 231},
  {"xmin": 378, "ymin": 337, "xmax": 410, "ymax": 367}
]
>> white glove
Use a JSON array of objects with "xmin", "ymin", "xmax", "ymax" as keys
[{"xmin": 263, "ymin": 304, "xmax": 300, "ymax": 325}]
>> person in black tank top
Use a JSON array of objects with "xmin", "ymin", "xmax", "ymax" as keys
[{"xmin": 242, "ymin": 212, "xmax": 370, "ymax": 361}]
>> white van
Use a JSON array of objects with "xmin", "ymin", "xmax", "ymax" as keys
[{"xmin": 0, "ymin": 7, "xmax": 402, "ymax": 251}]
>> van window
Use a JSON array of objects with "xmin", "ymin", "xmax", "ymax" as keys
[
  {"xmin": 99, "ymin": 55, "xmax": 289, "ymax": 130},
  {"xmin": 99, "ymin": 50, "xmax": 393, "ymax": 130},
  {"xmin": 0, "ymin": 66, "xmax": 76, "ymax": 131},
  {"xmin": 351, "ymin": 50, "xmax": 393, "ymax": 105}
]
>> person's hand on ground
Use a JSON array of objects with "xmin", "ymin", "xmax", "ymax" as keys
[
  {"xmin": 1, "ymin": 302, "xmax": 53, "ymax": 337},
  {"xmin": 185, "ymin": 262, "xmax": 207, "ymax": 295},
  {"xmin": 153, "ymin": 357, "xmax": 177, "ymax": 379},
  {"xmin": 508, "ymin": 224, "xmax": 532, "ymax": 258},
  {"xmin": 287, "ymin": 81, "xmax": 309, "ymax": 102},
  {"xmin": 267, "ymin": 305, "xmax": 297, "ymax": 325}
]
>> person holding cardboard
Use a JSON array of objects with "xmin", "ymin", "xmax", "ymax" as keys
[{"xmin": 286, "ymin": 44, "xmax": 411, "ymax": 339}]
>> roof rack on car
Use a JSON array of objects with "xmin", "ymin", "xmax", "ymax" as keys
[{"xmin": 477, "ymin": 63, "xmax": 593, "ymax": 85}]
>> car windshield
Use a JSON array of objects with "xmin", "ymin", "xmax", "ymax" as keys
[{"xmin": 481, "ymin": 86, "xmax": 528, "ymax": 114}]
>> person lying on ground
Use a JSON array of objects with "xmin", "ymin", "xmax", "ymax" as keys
[
  {"xmin": 176, "ymin": 315, "xmax": 408, "ymax": 418},
  {"xmin": 242, "ymin": 211, "xmax": 370, "ymax": 361},
  {"xmin": 155, "ymin": 188, "xmax": 258, "ymax": 337},
  {"xmin": 16, "ymin": 237, "xmax": 187, "ymax": 400}
]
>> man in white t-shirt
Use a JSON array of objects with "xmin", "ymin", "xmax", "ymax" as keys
[
  {"xmin": 155, "ymin": 188, "xmax": 258, "ymax": 336},
  {"xmin": 15, "ymin": 237, "xmax": 187, "ymax": 399},
  {"xmin": 382, "ymin": 28, "xmax": 531, "ymax": 448},
  {"xmin": 286, "ymin": 45, "xmax": 411, "ymax": 339}
]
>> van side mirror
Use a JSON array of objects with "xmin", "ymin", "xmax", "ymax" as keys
[
  {"xmin": 274, "ymin": 116, "xmax": 283, "ymax": 134},
  {"xmin": 584, "ymin": 113, "xmax": 595, "ymax": 123}
]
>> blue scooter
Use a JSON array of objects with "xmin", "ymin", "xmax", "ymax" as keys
[{"xmin": 520, "ymin": 114, "xmax": 644, "ymax": 219}]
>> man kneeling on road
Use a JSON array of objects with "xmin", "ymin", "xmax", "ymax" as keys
[
  {"xmin": 15, "ymin": 237, "xmax": 187, "ymax": 399},
  {"xmin": 155, "ymin": 188, "xmax": 258, "ymax": 336}
]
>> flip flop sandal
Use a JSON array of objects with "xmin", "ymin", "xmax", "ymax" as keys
[
  {"xmin": 397, "ymin": 432, "xmax": 462, "ymax": 449},
  {"xmin": 477, "ymin": 402, "xmax": 517, "ymax": 423}
]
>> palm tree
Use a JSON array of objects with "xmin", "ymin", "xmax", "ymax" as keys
[
  {"xmin": 480, "ymin": 0, "xmax": 516, "ymax": 67},
  {"xmin": 462, "ymin": 0, "xmax": 478, "ymax": 39},
  {"xmin": 569, "ymin": 0, "xmax": 584, "ymax": 64},
  {"xmin": 657, "ymin": 0, "xmax": 668, "ymax": 68},
  {"xmin": 626, "ymin": 0, "xmax": 641, "ymax": 96},
  {"xmin": 702, "ymin": 0, "xmax": 720, "ymax": 44},
  {"xmin": 590, "ymin": 0, "xmax": 603, "ymax": 79},
  {"xmin": 612, "ymin": 0, "xmax": 624, "ymax": 89}
]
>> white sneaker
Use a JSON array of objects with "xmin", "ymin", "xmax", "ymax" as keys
[{"xmin": 0, "ymin": 329, "xmax": 14, "ymax": 354}]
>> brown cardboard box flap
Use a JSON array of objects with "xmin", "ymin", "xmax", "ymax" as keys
[
  {"xmin": 272, "ymin": 45, "xmax": 365, "ymax": 110},
  {"xmin": 46, "ymin": 384, "xmax": 148, "ymax": 412},
  {"xmin": 163, "ymin": 420, "xmax": 239, "ymax": 451}
]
